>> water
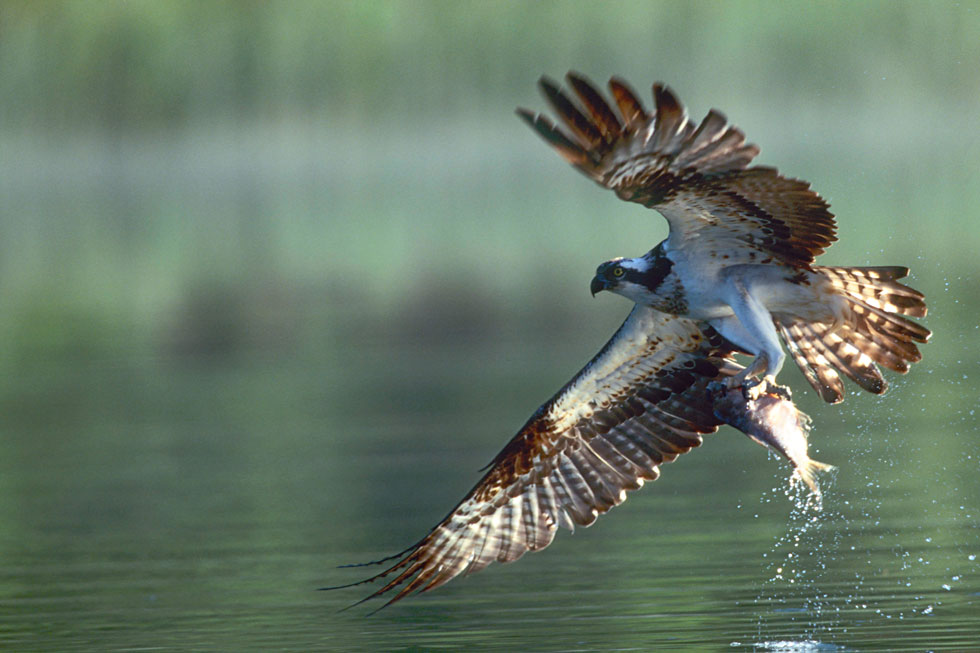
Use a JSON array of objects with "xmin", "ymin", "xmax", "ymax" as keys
[
  {"xmin": 1, "ymin": 329, "xmax": 977, "ymax": 651},
  {"xmin": 2, "ymin": 5, "xmax": 978, "ymax": 647}
]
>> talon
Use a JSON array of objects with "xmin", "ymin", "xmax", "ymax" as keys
[
  {"xmin": 768, "ymin": 378, "xmax": 792, "ymax": 400},
  {"xmin": 743, "ymin": 378, "xmax": 766, "ymax": 401},
  {"xmin": 743, "ymin": 375, "xmax": 789, "ymax": 401},
  {"xmin": 706, "ymin": 380, "xmax": 727, "ymax": 400},
  {"xmin": 725, "ymin": 368, "xmax": 755, "ymax": 390}
]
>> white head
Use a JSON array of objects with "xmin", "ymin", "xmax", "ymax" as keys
[{"xmin": 589, "ymin": 243, "xmax": 675, "ymax": 306}]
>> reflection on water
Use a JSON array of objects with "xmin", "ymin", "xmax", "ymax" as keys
[{"xmin": 1, "ymin": 330, "xmax": 976, "ymax": 651}]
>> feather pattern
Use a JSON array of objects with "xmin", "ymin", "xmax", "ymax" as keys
[
  {"xmin": 777, "ymin": 265, "xmax": 930, "ymax": 403},
  {"xmin": 329, "ymin": 306, "xmax": 741, "ymax": 607},
  {"xmin": 330, "ymin": 74, "xmax": 933, "ymax": 610},
  {"xmin": 517, "ymin": 72, "xmax": 836, "ymax": 268}
]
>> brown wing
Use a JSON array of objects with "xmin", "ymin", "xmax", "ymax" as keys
[
  {"xmin": 329, "ymin": 306, "xmax": 740, "ymax": 608},
  {"xmin": 518, "ymin": 72, "xmax": 837, "ymax": 268}
]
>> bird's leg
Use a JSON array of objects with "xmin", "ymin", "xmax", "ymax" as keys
[
  {"xmin": 720, "ymin": 275, "xmax": 787, "ymax": 400},
  {"xmin": 726, "ymin": 353, "xmax": 793, "ymax": 401},
  {"xmin": 726, "ymin": 355, "xmax": 779, "ymax": 401},
  {"xmin": 725, "ymin": 352, "xmax": 767, "ymax": 389}
]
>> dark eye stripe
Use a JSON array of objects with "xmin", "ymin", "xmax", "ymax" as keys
[{"xmin": 638, "ymin": 255, "xmax": 673, "ymax": 290}]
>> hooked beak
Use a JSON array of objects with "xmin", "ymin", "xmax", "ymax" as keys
[{"xmin": 590, "ymin": 275, "xmax": 608, "ymax": 297}]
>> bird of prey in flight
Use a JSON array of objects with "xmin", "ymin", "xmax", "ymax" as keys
[{"xmin": 329, "ymin": 73, "xmax": 930, "ymax": 608}]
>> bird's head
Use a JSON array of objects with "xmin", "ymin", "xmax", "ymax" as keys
[
  {"xmin": 590, "ymin": 257, "xmax": 650, "ymax": 298},
  {"xmin": 590, "ymin": 246, "xmax": 675, "ymax": 305}
]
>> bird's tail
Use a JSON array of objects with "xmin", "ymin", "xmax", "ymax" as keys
[{"xmin": 776, "ymin": 266, "xmax": 931, "ymax": 404}]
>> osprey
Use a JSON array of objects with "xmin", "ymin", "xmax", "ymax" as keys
[
  {"xmin": 519, "ymin": 73, "xmax": 930, "ymax": 403},
  {"xmin": 329, "ymin": 73, "xmax": 930, "ymax": 608}
]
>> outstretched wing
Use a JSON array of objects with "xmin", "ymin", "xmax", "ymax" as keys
[
  {"xmin": 518, "ymin": 72, "xmax": 837, "ymax": 268},
  {"xmin": 331, "ymin": 306, "xmax": 740, "ymax": 608}
]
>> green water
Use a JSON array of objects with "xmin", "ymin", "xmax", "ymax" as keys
[
  {"xmin": 1, "ymin": 328, "xmax": 977, "ymax": 651},
  {"xmin": 1, "ymin": 3, "xmax": 978, "ymax": 649}
]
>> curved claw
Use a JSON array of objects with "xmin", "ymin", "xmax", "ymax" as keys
[{"xmin": 743, "ymin": 375, "xmax": 790, "ymax": 401}]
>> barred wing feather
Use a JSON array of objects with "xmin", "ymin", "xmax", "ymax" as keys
[
  {"xmin": 330, "ymin": 306, "xmax": 739, "ymax": 607},
  {"xmin": 518, "ymin": 72, "xmax": 837, "ymax": 268}
]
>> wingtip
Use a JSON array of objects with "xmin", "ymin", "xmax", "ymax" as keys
[
  {"xmin": 538, "ymin": 74, "xmax": 561, "ymax": 96},
  {"xmin": 607, "ymin": 76, "xmax": 648, "ymax": 126},
  {"xmin": 336, "ymin": 547, "xmax": 413, "ymax": 569},
  {"xmin": 565, "ymin": 69, "xmax": 591, "ymax": 87},
  {"xmin": 516, "ymin": 106, "xmax": 588, "ymax": 164},
  {"xmin": 607, "ymin": 75, "xmax": 632, "ymax": 90},
  {"xmin": 653, "ymin": 82, "xmax": 680, "ymax": 107},
  {"xmin": 515, "ymin": 106, "xmax": 536, "ymax": 123},
  {"xmin": 318, "ymin": 577, "xmax": 377, "ymax": 592},
  {"xmin": 336, "ymin": 591, "xmax": 387, "ymax": 615}
]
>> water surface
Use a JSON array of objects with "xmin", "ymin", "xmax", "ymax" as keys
[{"xmin": 1, "ymin": 330, "xmax": 976, "ymax": 651}]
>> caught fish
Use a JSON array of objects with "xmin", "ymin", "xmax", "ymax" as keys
[{"xmin": 709, "ymin": 381, "xmax": 834, "ymax": 495}]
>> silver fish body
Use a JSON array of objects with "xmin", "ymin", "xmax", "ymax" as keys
[{"xmin": 709, "ymin": 381, "xmax": 833, "ymax": 494}]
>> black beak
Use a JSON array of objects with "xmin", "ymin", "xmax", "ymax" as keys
[{"xmin": 590, "ymin": 275, "xmax": 607, "ymax": 297}]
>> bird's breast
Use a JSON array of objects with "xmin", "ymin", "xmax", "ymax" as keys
[{"xmin": 662, "ymin": 257, "xmax": 733, "ymax": 319}]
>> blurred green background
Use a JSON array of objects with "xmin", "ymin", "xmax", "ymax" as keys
[
  {"xmin": 1, "ymin": 0, "xmax": 977, "ymax": 365},
  {"xmin": 1, "ymin": 1, "xmax": 978, "ymax": 650}
]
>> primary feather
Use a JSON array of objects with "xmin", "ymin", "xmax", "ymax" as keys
[
  {"xmin": 328, "ymin": 308, "xmax": 742, "ymax": 607},
  {"xmin": 520, "ymin": 72, "xmax": 929, "ymax": 403},
  {"xmin": 518, "ymin": 72, "xmax": 836, "ymax": 268},
  {"xmin": 331, "ymin": 73, "xmax": 932, "ymax": 608}
]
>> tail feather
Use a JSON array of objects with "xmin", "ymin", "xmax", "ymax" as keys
[
  {"xmin": 851, "ymin": 300, "xmax": 931, "ymax": 343},
  {"xmin": 803, "ymin": 323, "xmax": 886, "ymax": 394},
  {"xmin": 778, "ymin": 266, "xmax": 930, "ymax": 404},
  {"xmin": 861, "ymin": 317, "xmax": 923, "ymax": 363},
  {"xmin": 820, "ymin": 266, "xmax": 928, "ymax": 319},
  {"xmin": 778, "ymin": 322, "xmax": 844, "ymax": 403},
  {"xmin": 837, "ymin": 322, "xmax": 912, "ymax": 372}
]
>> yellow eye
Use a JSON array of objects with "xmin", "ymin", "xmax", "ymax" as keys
[{"xmin": 612, "ymin": 267, "xmax": 625, "ymax": 278}]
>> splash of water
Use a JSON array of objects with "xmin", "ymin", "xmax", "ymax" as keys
[
  {"xmin": 744, "ymin": 262, "xmax": 980, "ymax": 647},
  {"xmin": 729, "ymin": 639, "xmax": 843, "ymax": 651},
  {"xmin": 748, "ymin": 468, "xmax": 843, "ymax": 644}
]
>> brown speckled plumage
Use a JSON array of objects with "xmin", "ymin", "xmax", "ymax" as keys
[
  {"xmin": 332, "ymin": 73, "xmax": 931, "ymax": 609},
  {"xmin": 518, "ymin": 73, "xmax": 837, "ymax": 269},
  {"xmin": 329, "ymin": 308, "xmax": 743, "ymax": 607},
  {"xmin": 520, "ymin": 72, "xmax": 929, "ymax": 403}
]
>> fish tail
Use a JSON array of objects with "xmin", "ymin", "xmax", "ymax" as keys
[{"xmin": 791, "ymin": 457, "xmax": 835, "ymax": 495}]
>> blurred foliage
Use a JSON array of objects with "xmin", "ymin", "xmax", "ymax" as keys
[
  {"xmin": 0, "ymin": 0, "xmax": 977, "ymax": 364},
  {"xmin": 2, "ymin": 1, "xmax": 979, "ymax": 131}
]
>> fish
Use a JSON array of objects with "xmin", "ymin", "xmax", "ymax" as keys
[{"xmin": 708, "ymin": 381, "xmax": 834, "ymax": 495}]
